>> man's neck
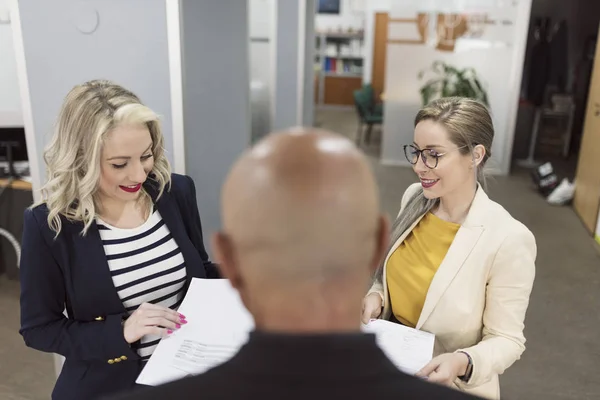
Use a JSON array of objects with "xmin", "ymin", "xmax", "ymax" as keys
[
  {"xmin": 252, "ymin": 294, "xmax": 363, "ymax": 334},
  {"xmin": 257, "ymin": 317, "xmax": 362, "ymax": 335}
]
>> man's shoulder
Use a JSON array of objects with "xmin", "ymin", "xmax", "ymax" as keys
[
  {"xmin": 373, "ymin": 375, "xmax": 483, "ymax": 399},
  {"xmin": 117, "ymin": 369, "xmax": 482, "ymax": 400},
  {"xmin": 116, "ymin": 367, "xmax": 232, "ymax": 399}
]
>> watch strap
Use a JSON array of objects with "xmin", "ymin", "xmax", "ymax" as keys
[{"xmin": 458, "ymin": 351, "xmax": 473, "ymax": 382}]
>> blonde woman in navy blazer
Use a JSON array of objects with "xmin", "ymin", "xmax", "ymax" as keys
[{"xmin": 19, "ymin": 80, "xmax": 219, "ymax": 400}]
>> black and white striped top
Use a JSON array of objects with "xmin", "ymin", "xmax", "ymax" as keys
[{"xmin": 97, "ymin": 210, "xmax": 187, "ymax": 361}]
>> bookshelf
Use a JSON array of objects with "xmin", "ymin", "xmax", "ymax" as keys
[{"xmin": 315, "ymin": 31, "xmax": 364, "ymax": 107}]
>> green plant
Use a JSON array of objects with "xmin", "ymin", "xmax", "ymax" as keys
[{"xmin": 418, "ymin": 61, "xmax": 489, "ymax": 107}]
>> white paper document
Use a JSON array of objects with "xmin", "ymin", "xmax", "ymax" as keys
[
  {"xmin": 136, "ymin": 278, "xmax": 254, "ymax": 386},
  {"xmin": 137, "ymin": 278, "xmax": 435, "ymax": 386},
  {"xmin": 361, "ymin": 319, "xmax": 435, "ymax": 375}
]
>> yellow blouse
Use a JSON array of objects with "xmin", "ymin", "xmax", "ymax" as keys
[{"xmin": 386, "ymin": 212, "xmax": 460, "ymax": 327}]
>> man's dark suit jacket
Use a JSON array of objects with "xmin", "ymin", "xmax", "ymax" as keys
[
  {"xmin": 19, "ymin": 174, "xmax": 220, "ymax": 400},
  {"xmin": 111, "ymin": 331, "xmax": 483, "ymax": 400}
]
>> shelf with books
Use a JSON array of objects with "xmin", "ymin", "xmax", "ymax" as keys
[
  {"xmin": 323, "ymin": 71, "xmax": 362, "ymax": 78},
  {"xmin": 315, "ymin": 32, "xmax": 365, "ymax": 107}
]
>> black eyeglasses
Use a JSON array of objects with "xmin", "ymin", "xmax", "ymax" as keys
[{"xmin": 403, "ymin": 144, "xmax": 468, "ymax": 169}]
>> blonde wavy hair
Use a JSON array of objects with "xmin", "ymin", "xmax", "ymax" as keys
[{"xmin": 38, "ymin": 79, "xmax": 171, "ymax": 236}]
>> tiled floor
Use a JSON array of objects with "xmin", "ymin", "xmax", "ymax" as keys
[
  {"xmin": 0, "ymin": 276, "xmax": 55, "ymax": 400},
  {"xmin": 1, "ymin": 108, "xmax": 599, "ymax": 399}
]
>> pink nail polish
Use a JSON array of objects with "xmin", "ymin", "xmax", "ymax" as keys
[
  {"xmin": 176, "ymin": 324, "xmax": 181, "ymax": 329},
  {"xmin": 180, "ymin": 319, "xmax": 188, "ymax": 324},
  {"xmin": 167, "ymin": 329, "xmax": 173, "ymax": 334},
  {"xmin": 179, "ymin": 313, "xmax": 186, "ymax": 319}
]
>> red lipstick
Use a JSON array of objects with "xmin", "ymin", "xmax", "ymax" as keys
[{"xmin": 119, "ymin": 183, "xmax": 142, "ymax": 193}]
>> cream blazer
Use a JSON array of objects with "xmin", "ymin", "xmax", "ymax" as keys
[{"xmin": 368, "ymin": 183, "xmax": 536, "ymax": 400}]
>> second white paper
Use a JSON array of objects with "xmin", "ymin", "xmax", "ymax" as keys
[{"xmin": 362, "ymin": 319, "xmax": 435, "ymax": 375}]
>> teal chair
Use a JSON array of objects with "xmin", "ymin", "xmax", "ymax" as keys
[{"xmin": 353, "ymin": 84, "xmax": 383, "ymax": 146}]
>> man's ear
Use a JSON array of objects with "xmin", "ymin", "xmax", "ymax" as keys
[
  {"xmin": 369, "ymin": 214, "xmax": 390, "ymax": 276},
  {"xmin": 213, "ymin": 232, "xmax": 254, "ymax": 313},
  {"xmin": 212, "ymin": 232, "xmax": 242, "ymax": 290}
]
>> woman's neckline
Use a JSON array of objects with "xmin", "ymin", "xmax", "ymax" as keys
[{"xmin": 96, "ymin": 208, "xmax": 156, "ymax": 232}]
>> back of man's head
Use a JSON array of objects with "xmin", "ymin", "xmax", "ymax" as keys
[{"xmin": 214, "ymin": 128, "xmax": 389, "ymax": 332}]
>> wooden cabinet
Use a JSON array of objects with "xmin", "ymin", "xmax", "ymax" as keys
[
  {"xmin": 574, "ymin": 28, "xmax": 600, "ymax": 234},
  {"xmin": 315, "ymin": 32, "xmax": 364, "ymax": 107},
  {"xmin": 322, "ymin": 76, "xmax": 362, "ymax": 106}
]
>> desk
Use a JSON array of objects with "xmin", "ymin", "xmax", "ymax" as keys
[
  {"xmin": 0, "ymin": 179, "xmax": 33, "ymax": 280},
  {"xmin": 0, "ymin": 178, "xmax": 32, "ymax": 191}
]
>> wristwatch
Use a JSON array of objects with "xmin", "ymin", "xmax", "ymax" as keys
[
  {"xmin": 376, "ymin": 292, "xmax": 385, "ymax": 310},
  {"xmin": 458, "ymin": 351, "xmax": 473, "ymax": 382}
]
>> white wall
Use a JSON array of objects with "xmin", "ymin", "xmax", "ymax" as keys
[
  {"xmin": 381, "ymin": 0, "xmax": 533, "ymax": 176},
  {"xmin": 0, "ymin": 0, "xmax": 22, "ymax": 127},
  {"xmin": 315, "ymin": 0, "xmax": 364, "ymax": 32},
  {"xmin": 14, "ymin": 0, "xmax": 174, "ymax": 198},
  {"xmin": 249, "ymin": 0, "xmax": 274, "ymax": 140},
  {"xmin": 249, "ymin": 0, "xmax": 273, "ymax": 89}
]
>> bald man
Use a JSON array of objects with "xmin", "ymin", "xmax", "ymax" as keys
[{"xmin": 113, "ymin": 128, "xmax": 481, "ymax": 400}]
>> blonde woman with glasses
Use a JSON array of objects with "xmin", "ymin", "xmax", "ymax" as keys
[
  {"xmin": 19, "ymin": 80, "xmax": 220, "ymax": 400},
  {"xmin": 361, "ymin": 97, "xmax": 536, "ymax": 399}
]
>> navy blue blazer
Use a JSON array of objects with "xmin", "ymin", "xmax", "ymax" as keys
[{"xmin": 19, "ymin": 174, "xmax": 220, "ymax": 400}]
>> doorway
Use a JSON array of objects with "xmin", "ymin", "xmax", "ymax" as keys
[{"xmin": 510, "ymin": 0, "xmax": 600, "ymax": 184}]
